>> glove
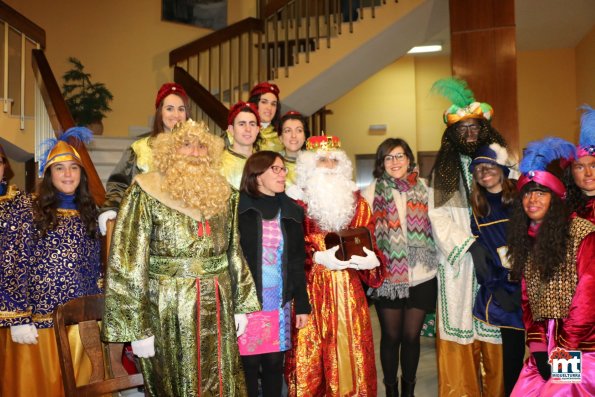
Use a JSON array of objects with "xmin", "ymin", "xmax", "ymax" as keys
[
  {"xmin": 285, "ymin": 185, "xmax": 304, "ymax": 201},
  {"xmin": 493, "ymin": 287, "xmax": 521, "ymax": 312},
  {"xmin": 314, "ymin": 246, "xmax": 350, "ymax": 271},
  {"xmin": 348, "ymin": 247, "xmax": 381, "ymax": 270},
  {"xmin": 468, "ymin": 241, "xmax": 493, "ymax": 284},
  {"xmin": 131, "ymin": 335, "xmax": 155, "ymax": 358},
  {"xmin": 98, "ymin": 210, "xmax": 117, "ymax": 236},
  {"xmin": 234, "ymin": 313, "xmax": 248, "ymax": 337},
  {"xmin": 10, "ymin": 324, "xmax": 38, "ymax": 344},
  {"xmin": 533, "ymin": 351, "xmax": 551, "ymax": 381}
]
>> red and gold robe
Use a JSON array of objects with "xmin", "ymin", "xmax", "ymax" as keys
[{"xmin": 285, "ymin": 193, "xmax": 385, "ymax": 397}]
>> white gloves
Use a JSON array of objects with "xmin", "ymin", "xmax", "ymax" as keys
[
  {"xmin": 131, "ymin": 335, "xmax": 155, "ymax": 358},
  {"xmin": 314, "ymin": 246, "xmax": 350, "ymax": 271},
  {"xmin": 98, "ymin": 210, "xmax": 117, "ymax": 236},
  {"xmin": 348, "ymin": 247, "xmax": 381, "ymax": 270},
  {"xmin": 285, "ymin": 185, "xmax": 304, "ymax": 201},
  {"xmin": 10, "ymin": 324, "xmax": 38, "ymax": 344},
  {"xmin": 234, "ymin": 313, "xmax": 248, "ymax": 337}
]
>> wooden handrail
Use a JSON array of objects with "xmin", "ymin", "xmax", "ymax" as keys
[
  {"xmin": 32, "ymin": 49, "xmax": 106, "ymax": 206},
  {"xmin": 261, "ymin": 0, "xmax": 292, "ymax": 19},
  {"xmin": 169, "ymin": 18, "xmax": 263, "ymax": 66},
  {"xmin": 0, "ymin": 1, "xmax": 45, "ymax": 48},
  {"xmin": 174, "ymin": 66, "xmax": 228, "ymax": 130}
]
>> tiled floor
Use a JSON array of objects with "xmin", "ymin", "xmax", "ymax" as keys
[{"xmin": 370, "ymin": 309, "xmax": 438, "ymax": 397}]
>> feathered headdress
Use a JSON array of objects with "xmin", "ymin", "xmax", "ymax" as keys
[
  {"xmin": 38, "ymin": 126, "xmax": 93, "ymax": 176},
  {"xmin": 431, "ymin": 77, "xmax": 494, "ymax": 126},
  {"xmin": 517, "ymin": 137, "xmax": 575, "ymax": 199},
  {"xmin": 577, "ymin": 104, "xmax": 595, "ymax": 158}
]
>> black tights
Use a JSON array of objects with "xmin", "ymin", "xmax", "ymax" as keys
[
  {"xmin": 500, "ymin": 327, "xmax": 526, "ymax": 396},
  {"xmin": 241, "ymin": 352, "xmax": 285, "ymax": 397},
  {"xmin": 375, "ymin": 304, "xmax": 428, "ymax": 384}
]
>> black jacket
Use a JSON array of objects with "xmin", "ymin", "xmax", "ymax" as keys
[{"xmin": 238, "ymin": 192, "xmax": 311, "ymax": 315}]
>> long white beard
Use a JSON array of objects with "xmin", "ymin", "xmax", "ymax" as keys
[{"xmin": 303, "ymin": 168, "xmax": 357, "ymax": 232}]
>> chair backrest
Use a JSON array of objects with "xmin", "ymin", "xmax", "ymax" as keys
[{"xmin": 53, "ymin": 294, "xmax": 144, "ymax": 397}]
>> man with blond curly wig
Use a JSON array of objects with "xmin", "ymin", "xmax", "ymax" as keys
[{"xmin": 102, "ymin": 119, "xmax": 260, "ymax": 397}]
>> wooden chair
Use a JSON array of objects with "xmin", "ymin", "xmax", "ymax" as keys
[{"xmin": 53, "ymin": 294, "xmax": 144, "ymax": 397}]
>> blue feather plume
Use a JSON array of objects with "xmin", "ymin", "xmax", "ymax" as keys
[
  {"xmin": 38, "ymin": 126, "xmax": 93, "ymax": 175},
  {"xmin": 431, "ymin": 77, "xmax": 475, "ymax": 108},
  {"xmin": 520, "ymin": 137, "xmax": 576, "ymax": 174},
  {"xmin": 579, "ymin": 104, "xmax": 595, "ymax": 148}
]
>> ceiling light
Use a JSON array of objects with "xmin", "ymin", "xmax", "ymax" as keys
[{"xmin": 407, "ymin": 44, "xmax": 443, "ymax": 54}]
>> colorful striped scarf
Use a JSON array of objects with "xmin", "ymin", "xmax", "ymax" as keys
[{"xmin": 372, "ymin": 171, "xmax": 437, "ymax": 298}]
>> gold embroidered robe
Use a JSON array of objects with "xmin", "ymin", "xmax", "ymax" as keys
[{"xmin": 101, "ymin": 173, "xmax": 259, "ymax": 397}]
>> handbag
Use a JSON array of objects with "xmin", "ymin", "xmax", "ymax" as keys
[{"xmin": 324, "ymin": 226, "xmax": 373, "ymax": 261}]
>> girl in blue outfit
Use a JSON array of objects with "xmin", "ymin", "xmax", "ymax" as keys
[{"xmin": 468, "ymin": 144, "xmax": 524, "ymax": 397}]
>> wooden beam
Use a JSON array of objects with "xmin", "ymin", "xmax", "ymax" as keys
[{"xmin": 449, "ymin": 0, "xmax": 519, "ymax": 154}]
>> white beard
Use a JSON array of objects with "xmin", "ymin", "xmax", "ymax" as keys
[{"xmin": 303, "ymin": 168, "xmax": 357, "ymax": 232}]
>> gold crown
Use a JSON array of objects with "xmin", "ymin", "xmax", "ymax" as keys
[{"xmin": 305, "ymin": 135, "xmax": 341, "ymax": 151}]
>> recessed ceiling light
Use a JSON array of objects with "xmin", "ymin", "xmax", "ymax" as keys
[{"xmin": 407, "ymin": 44, "xmax": 443, "ymax": 54}]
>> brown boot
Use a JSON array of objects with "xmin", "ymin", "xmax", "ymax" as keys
[
  {"xmin": 401, "ymin": 376, "xmax": 416, "ymax": 397},
  {"xmin": 384, "ymin": 379, "xmax": 399, "ymax": 397}
]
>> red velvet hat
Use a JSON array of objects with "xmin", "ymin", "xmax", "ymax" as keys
[
  {"xmin": 155, "ymin": 83, "xmax": 189, "ymax": 109},
  {"xmin": 249, "ymin": 82, "xmax": 280, "ymax": 101},
  {"xmin": 227, "ymin": 101, "xmax": 260, "ymax": 126}
]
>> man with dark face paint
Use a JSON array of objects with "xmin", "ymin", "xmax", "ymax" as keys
[{"xmin": 427, "ymin": 78, "xmax": 508, "ymax": 396}]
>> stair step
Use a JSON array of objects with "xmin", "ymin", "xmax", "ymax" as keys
[
  {"xmin": 88, "ymin": 149, "xmax": 126, "ymax": 163},
  {"xmin": 89, "ymin": 136, "xmax": 136, "ymax": 150}
]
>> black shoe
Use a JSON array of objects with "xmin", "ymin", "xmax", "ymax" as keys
[
  {"xmin": 384, "ymin": 379, "xmax": 399, "ymax": 397},
  {"xmin": 401, "ymin": 376, "xmax": 416, "ymax": 397}
]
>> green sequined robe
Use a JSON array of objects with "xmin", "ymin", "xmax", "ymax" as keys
[{"xmin": 101, "ymin": 173, "xmax": 260, "ymax": 397}]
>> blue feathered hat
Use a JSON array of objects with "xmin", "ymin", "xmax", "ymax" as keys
[
  {"xmin": 38, "ymin": 127, "xmax": 93, "ymax": 176},
  {"xmin": 577, "ymin": 104, "xmax": 595, "ymax": 158},
  {"xmin": 517, "ymin": 137, "xmax": 575, "ymax": 199}
]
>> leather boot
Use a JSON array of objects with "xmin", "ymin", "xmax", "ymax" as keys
[
  {"xmin": 384, "ymin": 379, "xmax": 399, "ymax": 397},
  {"xmin": 401, "ymin": 376, "xmax": 416, "ymax": 397}
]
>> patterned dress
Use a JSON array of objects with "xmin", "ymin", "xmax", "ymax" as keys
[
  {"xmin": 101, "ymin": 173, "xmax": 260, "ymax": 397},
  {"xmin": 0, "ymin": 194, "xmax": 101, "ymax": 397},
  {"xmin": 285, "ymin": 194, "xmax": 384, "ymax": 397},
  {"xmin": 239, "ymin": 215, "xmax": 292, "ymax": 355}
]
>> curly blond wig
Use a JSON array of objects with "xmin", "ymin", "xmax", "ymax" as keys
[{"xmin": 152, "ymin": 119, "xmax": 231, "ymax": 218}]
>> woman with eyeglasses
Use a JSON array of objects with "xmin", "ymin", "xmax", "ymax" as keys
[
  {"xmin": 468, "ymin": 144, "xmax": 524, "ymax": 396},
  {"xmin": 237, "ymin": 151, "xmax": 311, "ymax": 397},
  {"xmin": 361, "ymin": 138, "xmax": 438, "ymax": 397}
]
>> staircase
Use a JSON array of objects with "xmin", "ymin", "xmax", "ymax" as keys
[
  {"xmin": 0, "ymin": 2, "xmax": 105, "ymax": 203},
  {"xmin": 87, "ymin": 136, "xmax": 137, "ymax": 186},
  {"xmin": 169, "ymin": 0, "xmax": 448, "ymax": 129}
]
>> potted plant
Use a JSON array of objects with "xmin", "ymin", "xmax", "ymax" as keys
[{"xmin": 61, "ymin": 57, "xmax": 113, "ymax": 135}]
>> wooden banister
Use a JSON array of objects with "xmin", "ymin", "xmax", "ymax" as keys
[
  {"xmin": 174, "ymin": 66, "xmax": 228, "ymax": 130},
  {"xmin": 0, "ymin": 1, "xmax": 45, "ymax": 48},
  {"xmin": 32, "ymin": 49, "xmax": 106, "ymax": 206},
  {"xmin": 261, "ymin": 0, "xmax": 292, "ymax": 19},
  {"xmin": 170, "ymin": 18, "xmax": 263, "ymax": 66}
]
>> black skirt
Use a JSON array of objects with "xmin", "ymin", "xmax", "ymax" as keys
[{"xmin": 373, "ymin": 277, "xmax": 437, "ymax": 312}]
